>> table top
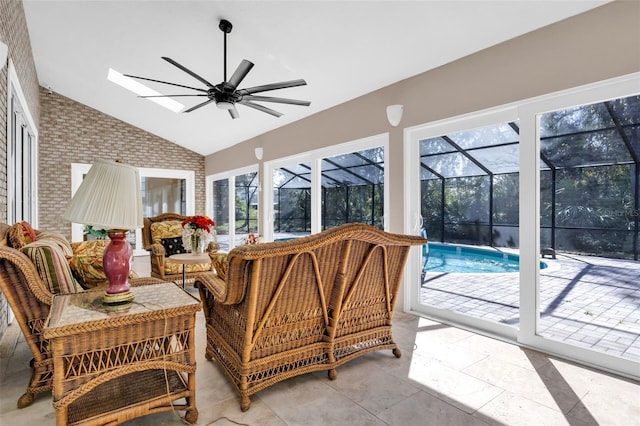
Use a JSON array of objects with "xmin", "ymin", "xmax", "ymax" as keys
[
  {"xmin": 44, "ymin": 282, "xmax": 200, "ymax": 338},
  {"xmin": 168, "ymin": 252, "xmax": 211, "ymax": 264}
]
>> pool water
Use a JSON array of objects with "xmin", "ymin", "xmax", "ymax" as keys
[{"xmin": 423, "ymin": 243, "xmax": 547, "ymax": 274}]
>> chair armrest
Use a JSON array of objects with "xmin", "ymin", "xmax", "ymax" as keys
[
  {"xmin": 194, "ymin": 272, "xmax": 227, "ymax": 302},
  {"xmin": 149, "ymin": 243, "xmax": 166, "ymax": 257}
]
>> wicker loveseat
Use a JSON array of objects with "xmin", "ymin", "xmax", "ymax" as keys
[
  {"xmin": 195, "ymin": 223, "xmax": 426, "ymax": 411},
  {"xmin": 0, "ymin": 222, "xmax": 161, "ymax": 408}
]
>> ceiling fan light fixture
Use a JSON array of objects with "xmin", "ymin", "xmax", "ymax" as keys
[{"xmin": 216, "ymin": 101, "xmax": 234, "ymax": 110}]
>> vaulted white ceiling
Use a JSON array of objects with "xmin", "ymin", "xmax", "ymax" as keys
[{"xmin": 23, "ymin": 1, "xmax": 609, "ymax": 156}]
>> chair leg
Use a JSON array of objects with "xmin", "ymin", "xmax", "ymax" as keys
[{"xmin": 17, "ymin": 392, "xmax": 34, "ymax": 408}]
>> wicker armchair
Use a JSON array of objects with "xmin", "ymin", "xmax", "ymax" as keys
[
  {"xmin": 0, "ymin": 224, "xmax": 162, "ymax": 408},
  {"xmin": 142, "ymin": 213, "xmax": 216, "ymax": 283},
  {"xmin": 195, "ymin": 223, "xmax": 426, "ymax": 411}
]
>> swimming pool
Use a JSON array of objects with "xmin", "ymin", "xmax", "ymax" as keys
[{"xmin": 423, "ymin": 243, "xmax": 547, "ymax": 274}]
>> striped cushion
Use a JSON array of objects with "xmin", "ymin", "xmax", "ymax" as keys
[
  {"xmin": 36, "ymin": 232, "xmax": 74, "ymax": 257},
  {"xmin": 22, "ymin": 241, "xmax": 82, "ymax": 294}
]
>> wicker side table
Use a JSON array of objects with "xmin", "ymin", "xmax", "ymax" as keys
[{"xmin": 43, "ymin": 282, "xmax": 200, "ymax": 426}]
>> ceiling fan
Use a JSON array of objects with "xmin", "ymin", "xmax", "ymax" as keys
[{"xmin": 124, "ymin": 19, "xmax": 310, "ymax": 119}]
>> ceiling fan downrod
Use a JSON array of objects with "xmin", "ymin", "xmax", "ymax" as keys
[{"xmin": 219, "ymin": 19, "xmax": 233, "ymax": 83}]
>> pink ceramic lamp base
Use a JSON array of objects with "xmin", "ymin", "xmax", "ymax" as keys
[{"xmin": 102, "ymin": 231, "xmax": 134, "ymax": 305}]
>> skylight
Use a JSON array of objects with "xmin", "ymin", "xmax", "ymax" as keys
[{"xmin": 107, "ymin": 68, "xmax": 184, "ymax": 113}]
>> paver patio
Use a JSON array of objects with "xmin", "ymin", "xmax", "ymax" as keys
[{"xmin": 421, "ymin": 252, "xmax": 640, "ymax": 362}]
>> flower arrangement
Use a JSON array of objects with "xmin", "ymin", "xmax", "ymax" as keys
[
  {"xmin": 181, "ymin": 215, "xmax": 216, "ymax": 253},
  {"xmin": 181, "ymin": 215, "xmax": 215, "ymax": 232},
  {"xmin": 242, "ymin": 233, "xmax": 263, "ymax": 245}
]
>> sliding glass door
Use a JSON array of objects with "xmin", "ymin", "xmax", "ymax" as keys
[
  {"xmin": 408, "ymin": 74, "xmax": 639, "ymax": 379},
  {"xmin": 208, "ymin": 166, "xmax": 259, "ymax": 252}
]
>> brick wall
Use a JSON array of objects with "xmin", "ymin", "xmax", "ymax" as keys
[
  {"xmin": 38, "ymin": 88, "xmax": 206, "ymax": 237},
  {"xmin": 0, "ymin": 0, "xmax": 41, "ymax": 340}
]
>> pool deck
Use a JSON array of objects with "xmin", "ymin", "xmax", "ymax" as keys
[{"xmin": 421, "ymin": 251, "xmax": 640, "ymax": 362}]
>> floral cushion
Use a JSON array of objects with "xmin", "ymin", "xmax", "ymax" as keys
[
  {"xmin": 68, "ymin": 240, "xmax": 137, "ymax": 289},
  {"xmin": 212, "ymin": 252, "xmax": 228, "ymax": 280},
  {"xmin": 161, "ymin": 237, "xmax": 187, "ymax": 256},
  {"xmin": 70, "ymin": 240, "xmax": 109, "ymax": 257},
  {"xmin": 68, "ymin": 240, "xmax": 108, "ymax": 289},
  {"xmin": 22, "ymin": 241, "xmax": 82, "ymax": 294},
  {"xmin": 7, "ymin": 221, "xmax": 37, "ymax": 249},
  {"xmin": 150, "ymin": 221, "xmax": 183, "ymax": 245}
]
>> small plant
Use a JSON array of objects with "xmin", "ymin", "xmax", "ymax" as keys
[
  {"xmin": 583, "ymin": 309, "xmax": 593, "ymax": 316},
  {"xmin": 83, "ymin": 225, "xmax": 107, "ymax": 239}
]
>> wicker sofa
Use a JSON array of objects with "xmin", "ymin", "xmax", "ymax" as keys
[{"xmin": 195, "ymin": 223, "xmax": 426, "ymax": 411}]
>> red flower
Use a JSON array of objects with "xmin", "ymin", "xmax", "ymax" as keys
[{"xmin": 181, "ymin": 215, "xmax": 216, "ymax": 232}]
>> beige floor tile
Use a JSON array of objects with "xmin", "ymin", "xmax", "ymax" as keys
[
  {"xmin": 257, "ymin": 374, "xmax": 386, "ymax": 426},
  {"xmin": 475, "ymin": 391, "xmax": 594, "ymax": 426},
  {"xmin": 462, "ymin": 356, "xmax": 585, "ymax": 413},
  {"xmin": 407, "ymin": 352, "xmax": 504, "ymax": 414},
  {"xmin": 455, "ymin": 333, "xmax": 551, "ymax": 371},
  {"xmin": 322, "ymin": 355, "xmax": 421, "ymax": 415},
  {"xmin": 377, "ymin": 390, "xmax": 494, "ymax": 426}
]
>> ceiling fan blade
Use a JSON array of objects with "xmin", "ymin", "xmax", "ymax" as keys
[
  {"xmin": 139, "ymin": 94, "xmax": 208, "ymax": 98},
  {"xmin": 124, "ymin": 74, "xmax": 208, "ymax": 93},
  {"xmin": 227, "ymin": 60, "xmax": 254, "ymax": 90},
  {"xmin": 237, "ymin": 79, "xmax": 307, "ymax": 95},
  {"xmin": 242, "ymin": 95, "xmax": 310, "ymax": 106},
  {"xmin": 229, "ymin": 105, "xmax": 239, "ymax": 119},
  {"xmin": 162, "ymin": 56, "xmax": 218, "ymax": 89},
  {"xmin": 183, "ymin": 98, "xmax": 216, "ymax": 113},
  {"xmin": 239, "ymin": 100, "xmax": 283, "ymax": 117}
]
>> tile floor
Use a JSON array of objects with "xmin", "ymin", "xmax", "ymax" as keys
[{"xmin": 1, "ymin": 257, "xmax": 639, "ymax": 426}]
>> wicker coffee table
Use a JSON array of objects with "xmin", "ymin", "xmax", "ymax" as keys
[{"xmin": 43, "ymin": 282, "xmax": 200, "ymax": 425}]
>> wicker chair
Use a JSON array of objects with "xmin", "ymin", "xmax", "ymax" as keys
[
  {"xmin": 142, "ymin": 213, "xmax": 216, "ymax": 283},
  {"xmin": 195, "ymin": 223, "xmax": 426, "ymax": 411},
  {"xmin": 0, "ymin": 225, "xmax": 162, "ymax": 408}
]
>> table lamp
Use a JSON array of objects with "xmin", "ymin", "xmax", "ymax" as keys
[{"xmin": 63, "ymin": 159, "xmax": 143, "ymax": 305}]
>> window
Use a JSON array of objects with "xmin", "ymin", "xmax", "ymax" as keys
[
  {"xmin": 7, "ymin": 62, "xmax": 38, "ymax": 226},
  {"xmin": 263, "ymin": 133, "xmax": 388, "ymax": 242}
]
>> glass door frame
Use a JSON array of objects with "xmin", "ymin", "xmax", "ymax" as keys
[
  {"xmin": 206, "ymin": 164, "xmax": 259, "ymax": 251},
  {"xmin": 518, "ymin": 73, "xmax": 639, "ymax": 380},
  {"xmin": 71, "ymin": 164, "xmax": 195, "ymax": 255},
  {"xmin": 404, "ymin": 105, "xmax": 520, "ymax": 342}
]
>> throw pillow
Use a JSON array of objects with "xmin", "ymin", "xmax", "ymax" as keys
[
  {"xmin": 67, "ymin": 240, "xmax": 109, "ymax": 289},
  {"xmin": 22, "ymin": 241, "xmax": 82, "ymax": 294},
  {"xmin": 36, "ymin": 232, "xmax": 74, "ymax": 257},
  {"xmin": 150, "ymin": 221, "xmax": 183, "ymax": 245},
  {"xmin": 7, "ymin": 221, "xmax": 37, "ymax": 249},
  {"xmin": 161, "ymin": 237, "xmax": 186, "ymax": 256}
]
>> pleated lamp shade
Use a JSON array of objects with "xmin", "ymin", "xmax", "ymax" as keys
[{"xmin": 63, "ymin": 159, "xmax": 143, "ymax": 230}]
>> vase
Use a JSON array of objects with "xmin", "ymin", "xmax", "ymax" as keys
[{"xmin": 190, "ymin": 233, "xmax": 206, "ymax": 254}]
